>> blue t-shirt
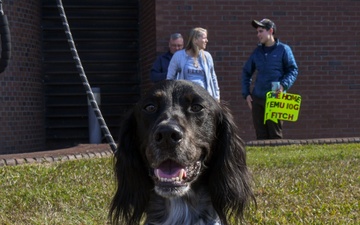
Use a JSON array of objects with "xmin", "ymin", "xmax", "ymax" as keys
[{"xmin": 185, "ymin": 56, "xmax": 206, "ymax": 89}]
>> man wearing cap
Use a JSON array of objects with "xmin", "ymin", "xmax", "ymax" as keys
[{"xmin": 241, "ymin": 18, "xmax": 298, "ymax": 140}]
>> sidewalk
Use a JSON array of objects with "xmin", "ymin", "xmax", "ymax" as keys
[
  {"xmin": 1, "ymin": 137, "xmax": 359, "ymax": 167},
  {"xmin": 0, "ymin": 144, "xmax": 113, "ymax": 167}
]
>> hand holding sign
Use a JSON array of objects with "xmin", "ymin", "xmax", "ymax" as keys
[{"xmin": 264, "ymin": 91, "xmax": 301, "ymax": 124}]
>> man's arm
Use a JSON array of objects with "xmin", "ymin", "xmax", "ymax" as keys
[
  {"xmin": 281, "ymin": 45, "xmax": 298, "ymax": 90},
  {"xmin": 150, "ymin": 55, "xmax": 167, "ymax": 83}
]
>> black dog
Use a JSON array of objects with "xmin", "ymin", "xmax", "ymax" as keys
[{"xmin": 109, "ymin": 80, "xmax": 254, "ymax": 225}]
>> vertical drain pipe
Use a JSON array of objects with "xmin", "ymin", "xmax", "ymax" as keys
[{"xmin": 88, "ymin": 87, "xmax": 101, "ymax": 144}]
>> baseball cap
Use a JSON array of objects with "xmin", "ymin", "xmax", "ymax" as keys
[{"xmin": 252, "ymin": 18, "xmax": 276, "ymax": 34}]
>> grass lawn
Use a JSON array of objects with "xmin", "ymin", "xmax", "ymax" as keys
[{"xmin": 0, "ymin": 143, "xmax": 359, "ymax": 224}]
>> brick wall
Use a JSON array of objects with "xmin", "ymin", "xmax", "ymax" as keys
[
  {"xmin": 0, "ymin": 0, "xmax": 45, "ymax": 153},
  {"xmin": 1, "ymin": 0, "xmax": 358, "ymax": 154},
  {"xmin": 143, "ymin": 0, "xmax": 360, "ymax": 142}
]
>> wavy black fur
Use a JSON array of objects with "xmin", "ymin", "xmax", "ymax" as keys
[{"xmin": 109, "ymin": 80, "xmax": 255, "ymax": 225}]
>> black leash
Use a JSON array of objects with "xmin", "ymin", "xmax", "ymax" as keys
[{"xmin": 56, "ymin": 0, "xmax": 117, "ymax": 153}]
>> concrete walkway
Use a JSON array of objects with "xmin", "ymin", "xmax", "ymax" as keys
[
  {"xmin": 1, "ymin": 137, "xmax": 359, "ymax": 167},
  {"xmin": 0, "ymin": 144, "xmax": 113, "ymax": 167}
]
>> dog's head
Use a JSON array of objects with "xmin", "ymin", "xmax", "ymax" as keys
[
  {"xmin": 110, "ymin": 80, "xmax": 254, "ymax": 225},
  {"xmin": 136, "ymin": 80, "xmax": 219, "ymax": 197}
]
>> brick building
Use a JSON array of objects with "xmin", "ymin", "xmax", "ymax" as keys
[{"xmin": 0, "ymin": 0, "xmax": 359, "ymax": 154}]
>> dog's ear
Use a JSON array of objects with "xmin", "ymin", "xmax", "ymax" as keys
[
  {"xmin": 109, "ymin": 108, "xmax": 152, "ymax": 225},
  {"xmin": 209, "ymin": 104, "xmax": 255, "ymax": 224}
]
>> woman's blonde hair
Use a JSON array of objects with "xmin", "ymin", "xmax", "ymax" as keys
[{"xmin": 185, "ymin": 27, "xmax": 207, "ymax": 58}]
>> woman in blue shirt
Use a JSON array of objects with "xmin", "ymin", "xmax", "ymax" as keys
[{"xmin": 167, "ymin": 27, "xmax": 220, "ymax": 101}]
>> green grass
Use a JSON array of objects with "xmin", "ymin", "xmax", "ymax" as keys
[
  {"xmin": 0, "ymin": 143, "xmax": 359, "ymax": 224},
  {"xmin": 0, "ymin": 158, "xmax": 114, "ymax": 225},
  {"xmin": 245, "ymin": 144, "xmax": 359, "ymax": 225}
]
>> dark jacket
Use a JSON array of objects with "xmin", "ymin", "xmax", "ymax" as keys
[
  {"xmin": 150, "ymin": 51, "xmax": 173, "ymax": 83},
  {"xmin": 242, "ymin": 39, "xmax": 298, "ymax": 99}
]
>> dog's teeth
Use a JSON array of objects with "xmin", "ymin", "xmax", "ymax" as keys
[
  {"xmin": 159, "ymin": 177, "xmax": 180, "ymax": 182},
  {"xmin": 155, "ymin": 168, "xmax": 186, "ymax": 183},
  {"xmin": 155, "ymin": 169, "xmax": 160, "ymax": 179},
  {"xmin": 179, "ymin": 169, "xmax": 186, "ymax": 181}
]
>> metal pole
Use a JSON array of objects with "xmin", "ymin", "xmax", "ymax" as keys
[{"xmin": 88, "ymin": 87, "xmax": 102, "ymax": 144}]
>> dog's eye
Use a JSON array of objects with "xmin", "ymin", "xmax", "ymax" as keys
[
  {"xmin": 190, "ymin": 104, "xmax": 203, "ymax": 112},
  {"xmin": 144, "ymin": 104, "xmax": 157, "ymax": 113}
]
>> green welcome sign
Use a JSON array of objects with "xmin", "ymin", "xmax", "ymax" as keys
[{"xmin": 264, "ymin": 91, "xmax": 302, "ymax": 124}]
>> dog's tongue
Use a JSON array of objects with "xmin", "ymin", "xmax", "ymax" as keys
[{"xmin": 155, "ymin": 160, "xmax": 186, "ymax": 179}]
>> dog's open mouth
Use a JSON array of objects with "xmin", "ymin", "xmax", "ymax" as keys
[{"xmin": 152, "ymin": 159, "xmax": 201, "ymax": 197}]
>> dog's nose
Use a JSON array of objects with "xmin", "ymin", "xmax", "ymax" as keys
[{"xmin": 154, "ymin": 124, "xmax": 183, "ymax": 145}]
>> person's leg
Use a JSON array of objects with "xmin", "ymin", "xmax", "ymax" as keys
[
  {"xmin": 267, "ymin": 120, "xmax": 283, "ymax": 139},
  {"xmin": 251, "ymin": 96, "xmax": 269, "ymax": 139}
]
